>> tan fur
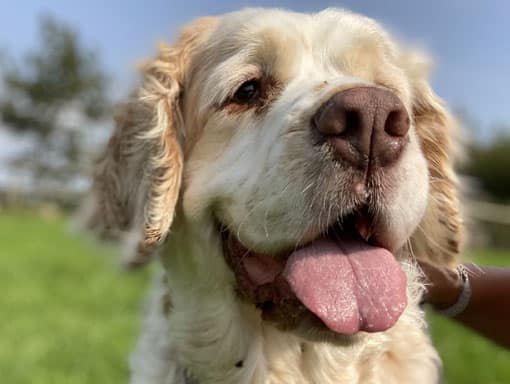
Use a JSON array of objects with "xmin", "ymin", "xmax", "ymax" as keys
[
  {"xmin": 86, "ymin": 17, "xmax": 217, "ymax": 264},
  {"xmin": 402, "ymin": 52, "xmax": 464, "ymax": 267},
  {"xmin": 87, "ymin": 8, "xmax": 464, "ymax": 384}
]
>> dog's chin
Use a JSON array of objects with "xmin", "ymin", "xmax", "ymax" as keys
[
  {"xmin": 219, "ymin": 208, "xmax": 410, "ymax": 342},
  {"xmin": 292, "ymin": 314, "xmax": 368, "ymax": 346}
]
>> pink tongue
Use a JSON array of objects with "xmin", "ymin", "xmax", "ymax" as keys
[{"xmin": 283, "ymin": 236, "xmax": 407, "ymax": 334}]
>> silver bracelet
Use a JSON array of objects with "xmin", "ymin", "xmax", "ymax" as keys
[{"xmin": 436, "ymin": 265, "xmax": 471, "ymax": 317}]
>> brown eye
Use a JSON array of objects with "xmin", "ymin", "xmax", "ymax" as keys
[{"xmin": 232, "ymin": 79, "xmax": 260, "ymax": 104}]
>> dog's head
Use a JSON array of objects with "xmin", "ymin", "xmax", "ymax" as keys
[{"xmin": 87, "ymin": 9, "xmax": 463, "ymax": 340}]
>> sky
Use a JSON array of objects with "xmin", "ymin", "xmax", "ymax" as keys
[{"xmin": 0, "ymin": 0, "xmax": 509, "ymax": 140}]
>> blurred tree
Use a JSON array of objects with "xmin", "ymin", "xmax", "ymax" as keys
[
  {"xmin": 0, "ymin": 15, "xmax": 110, "ymax": 203},
  {"xmin": 465, "ymin": 131, "xmax": 510, "ymax": 202}
]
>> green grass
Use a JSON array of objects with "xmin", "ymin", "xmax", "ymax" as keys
[
  {"xmin": 0, "ymin": 211, "xmax": 509, "ymax": 383},
  {"xmin": 429, "ymin": 249, "xmax": 510, "ymax": 384},
  {"xmin": 0, "ymin": 211, "xmax": 152, "ymax": 383}
]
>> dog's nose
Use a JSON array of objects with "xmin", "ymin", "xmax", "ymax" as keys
[{"xmin": 312, "ymin": 87, "xmax": 410, "ymax": 169}]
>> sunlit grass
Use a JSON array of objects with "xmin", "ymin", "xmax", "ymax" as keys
[
  {"xmin": 1, "ymin": 211, "xmax": 509, "ymax": 383},
  {"xmin": 429, "ymin": 249, "xmax": 510, "ymax": 384},
  {"xmin": 0, "ymin": 211, "xmax": 152, "ymax": 384}
]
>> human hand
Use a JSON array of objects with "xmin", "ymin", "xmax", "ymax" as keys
[{"xmin": 418, "ymin": 261, "xmax": 463, "ymax": 310}]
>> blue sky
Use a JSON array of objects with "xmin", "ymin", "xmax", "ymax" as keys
[{"xmin": 1, "ymin": 0, "xmax": 509, "ymax": 139}]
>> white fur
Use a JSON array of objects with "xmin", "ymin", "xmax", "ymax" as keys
[
  {"xmin": 88, "ymin": 8, "xmax": 462, "ymax": 384},
  {"xmin": 132, "ymin": 222, "xmax": 440, "ymax": 384}
]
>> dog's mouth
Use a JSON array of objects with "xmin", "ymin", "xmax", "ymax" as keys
[{"xmin": 221, "ymin": 209, "xmax": 407, "ymax": 335}]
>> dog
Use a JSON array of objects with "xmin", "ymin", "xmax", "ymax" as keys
[{"xmin": 86, "ymin": 8, "xmax": 464, "ymax": 384}]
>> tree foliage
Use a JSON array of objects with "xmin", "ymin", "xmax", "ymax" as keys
[
  {"xmin": 0, "ymin": 15, "xmax": 110, "ymax": 197},
  {"xmin": 465, "ymin": 132, "xmax": 510, "ymax": 202}
]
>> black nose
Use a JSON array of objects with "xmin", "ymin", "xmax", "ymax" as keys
[{"xmin": 312, "ymin": 86, "xmax": 410, "ymax": 169}]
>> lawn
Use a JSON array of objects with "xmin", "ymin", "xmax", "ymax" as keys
[
  {"xmin": 1, "ymin": 211, "xmax": 509, "ymax": 383},
  {"xmin": 428, "ymin": 248, "xmax": 510, "ymax": 384},
  {"xmin": 0, "ymin": 211, "xmax": 152, "ymax": 384}
]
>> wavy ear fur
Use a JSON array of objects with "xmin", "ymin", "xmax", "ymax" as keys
[
  {"xmin": 403, "ymin": 52, "xmax": 464, "ymax": 268},
  {"xmin": 86, "ymin": 18, "xmax": 216, "ymax": 265}
]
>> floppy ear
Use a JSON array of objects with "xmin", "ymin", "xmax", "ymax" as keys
[
  {"xmin": 403, "ymin": 52, "xmax": 464, "ymax": 268},
  {"xmin": 85, "ymin": 18, "xmax": 215, "ymax": 266}
]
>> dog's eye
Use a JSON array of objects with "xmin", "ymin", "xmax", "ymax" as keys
[{"xmin": 232, "ymin": 79, "xmax": 260, "ymax": 104}]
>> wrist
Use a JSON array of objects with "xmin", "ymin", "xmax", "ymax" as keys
[
  {"xmin": 434, "ymin": 265, "xmax": 472, "ymax": 317},
  {"xmin": 421, "ymin": 263, "xmax": 463, "ymax": 309},
  {"xmin": 430, "ymin": 274, "xmax": 463, "ymax": 309}
]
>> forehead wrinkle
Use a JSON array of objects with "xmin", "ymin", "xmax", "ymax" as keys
[
  {"xmin": 336, "ymin": 37, "xmax": 388, "ymax": 83},
  {"xmin": 188, "ymin": 38, "xmax": 261, "ymax": 117},
  {"xmin": 308, "ymin": 9, "xmax": 396, "ymax": 71},
  {"xmin": 207, "ymin": 11, "xmax": 312, "ymax": 71},
  {"xmin": 255, "ymin": 26, "xmax": 310, "ymax": 83},
  {"xmin": 204, "ymin": 56, "xmax": 260, "ymax": 108},
  {"xmin": 193, "ymin": 26, "xmax": 309, "ymax": 111}
]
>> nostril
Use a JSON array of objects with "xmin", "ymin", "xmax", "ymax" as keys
[
  {"xmin": 345, "ymin": 110, "xmax": 359, "ymax": 134},
  {"xmin": 384, "ymin": 110, "xmax": 410, "ymax": 137},
  {"xmin": 313, "ymin": 102, "xmax": 355, "ymax": 136}
]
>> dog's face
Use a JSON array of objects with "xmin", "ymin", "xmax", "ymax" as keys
[
  {"xmin": 88, "ymin": 9, "xmax": 463, "ymax": 342},
  {"xmin": 185, "ymin": 10, "xmax": 428, "ymax": 251}
]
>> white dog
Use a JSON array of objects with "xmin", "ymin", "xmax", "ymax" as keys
[{"xmin": 87, "ymin": 8, "xmax": 463, "ymax": 384}]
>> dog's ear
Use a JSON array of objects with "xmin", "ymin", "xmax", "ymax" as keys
[
  {"xmin": 402, "ymin": 51, "xmax": 464, "ymax": 268},
  {"xmin": 85, "ymin": 18, "xmax": 216, "ymax": 266}
]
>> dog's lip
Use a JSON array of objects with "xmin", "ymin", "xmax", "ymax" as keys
[
  {"xmin": 220, "ymin": 213, "xmax": 407, "ymax": 335},
  {"xmin": 218, "ymin": 206, "xmax": 400, "ymax": 297},
  {"xmin": 302, "ymin": 209, "xmax": 396, "ymax": 254},
  {"xmin": 219, "ymin": 207, "xmax": 396, "ymax": 269}
]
